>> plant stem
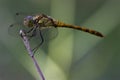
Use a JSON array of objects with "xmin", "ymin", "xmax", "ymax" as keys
[{"xmin": 19, "ymin": 30, "xmax": 45, "ymax": 80}]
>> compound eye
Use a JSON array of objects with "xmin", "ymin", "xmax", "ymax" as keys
[
  {"xmin": 23, "ymin": 16, "xmax": 33, "ymax": 27},
  {"xmin": 24, "ymin": 17, "xmax": 34, "ymax": 27},
  {"xmin": 26, "ymin": 16, "xmax": 33, "ymax": 20}
]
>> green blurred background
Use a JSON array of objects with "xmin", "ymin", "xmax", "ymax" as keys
[{"xmin": 0, "ymin": 0, "xmax": 120, "ymax": 80}]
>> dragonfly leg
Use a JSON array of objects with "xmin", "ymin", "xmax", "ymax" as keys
[
  {"xmin": 26, "ymin": 27, "xmax": 38, "ymax": 41},
  {"xmin": 27, "ymin": 27, "xmax": 34, "ymax": 33},
  {"xmin": 32, "ymin": 30, "xmax": 44, "ymax": 54},
  {"xmin": 27, "ymin": 27, "xmax": 37, "ymax": 37}
]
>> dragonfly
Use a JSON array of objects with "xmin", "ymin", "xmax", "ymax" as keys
[{"xmin": 10, "ymin": 13, "xmax": 104, "ymax": 52}]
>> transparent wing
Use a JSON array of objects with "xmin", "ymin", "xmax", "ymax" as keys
[
  {"xmin": 8, "ymin": 23, "xmax": 30, "ymax": 37},
  {"xmin": 41, "ymin": 27, "xmax": 58, "ymax": 41},
  {"xmin": 8, "ymin": 12, "xmax": 29, "ymax": 37},
  {"xmin": 27, "ymin": 26, "xmax": 58, "ymax": 53},
  {"xmin": 29, "ymin": 26, "xmax": 58, "ymax": 46}
]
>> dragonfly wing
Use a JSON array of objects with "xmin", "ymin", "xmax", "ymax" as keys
[
  {"xmin": 41, "ymin": 27, "xmax": 58, "ymax": 41},
  {"xmin": 8, "ymin": 23, "xmax": 30, "ymax": 38},
  {"xmin": 29, "ymin": 26, "xmax": 58, "ymax": 53}
]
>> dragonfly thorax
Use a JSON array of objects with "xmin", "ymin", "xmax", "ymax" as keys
[{"xmin": 24, "ymin": 14, "xmax": 56, "ymax": 29}]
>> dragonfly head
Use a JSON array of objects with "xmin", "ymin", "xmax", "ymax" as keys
[{"xmin": 24, "ymin": 16, "xmax": 34, "ymax": 27}]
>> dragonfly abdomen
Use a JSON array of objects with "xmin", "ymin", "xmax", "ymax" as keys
[{"xmin": 54, "ymin": 20, "xmax": 104, "ymax": 37}]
